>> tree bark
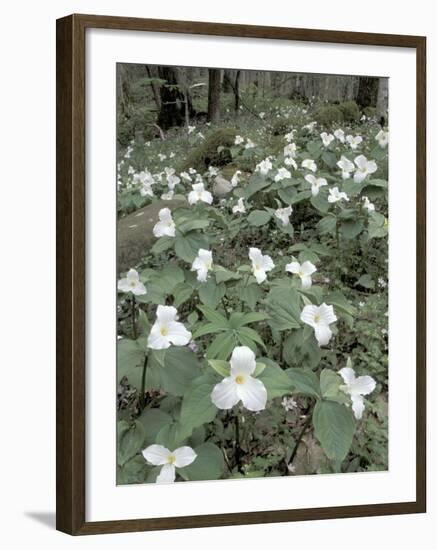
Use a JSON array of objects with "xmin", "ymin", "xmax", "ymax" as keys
[
  {"xmin": 207, "ymin": 69, "xmax": 221, "ymax": 124},
  {"xmin": 356, "ymin": 76, "xmax": 379, "ymax": 108},
  {"xmin": 145, "ymin": 65, "xmax": 161, "ymax": 111},
  {"xmin": 234, "ymin": 70, "xmax": 241, "ymax": 112},
  {"xmin": 157, "ymin": 67, "xmax": 194, "ymax": 130},
  {"xmin": 376, "ymin": 78, "xmax": 389, "ymax": 123}
]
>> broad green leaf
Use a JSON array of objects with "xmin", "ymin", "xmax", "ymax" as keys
[
  {"xmin": 146, "ymin": 347, "xmax": 201, "ymax": 396},
  {"xmin": 239, "ymin": 283, "xmax": 263, "ymax": 310},
  {"xmin": 266, "ymin": 287, "xmax": 301, "ymax": 331},
  {"xmin": 197, "ymin": 304, "xmax": 229, "ymax": 327},
  {"xmin": 278, "ymin": 187, "xmax": 297, "ymax": 205},
  {"xmin": 173, "ymin": 282, "xmax": 193, "ymax": 306},
  {"xmin": 208, "ymin": 359, "xmax": 231, "ymax": 377},
  {"xmin": 177, "ymin": 218, "xmax": 210, "ymax": 234},
  {"xmin": 355, "ymin": 274, "xmax": 375, "ymax": 289},
  {"xmin": 179, "ymin": 373, "xmax": 218, "ymax": 439},
  {"xmin": 283, "ymin": 329, "xmax": 321, "ymax": 369},
  {"xmin": 175, "ymin": 231, "xmax": 209, "ymax": 262},
  {"xmin": 117, "ymin": 455, "xmax": 149, "ymax": 485},
  {"xmin": 206, "ymin": 331, "xmax": 237, "ymax": 360},
  {"xmin": 244, "ymin": 173, "xmax": 270, "ymax": 198},
  {"xmin": 151, "ymin": 236, "xmax": 174, "ymax": 255},
  {"xmin": 247, "ymin": 209, "xmax": 272, "ymax": 227},
  {"xmin": 192, "ymin": 322, "xmax": 226, "ymax": 338},
  {"xmin": 257, "ymin": 363, "xmax": 294, "ymax": 399},
  {"xmin": 317, "ymin": 215, "xmax": 337, "ymax": 234},
  {"xmin": 322, "ymin": 151, "xmax": 337, "ymax": 168},
  {"xmin": 198, "ymin": 279, "xmax": 226, "ymax": 309},
  {"xmin": 178, "ymin": 442, "xmax": 224, "ymax": 481},
  {"xmin": 313, "ymin": 400, "xmax": 355, "ymax": 461},
  {"xmin": 237, "ymin": 326, "xmax": 266, "ymax": 350},
  {"xmin": 340, "ymin": 219, "xmax": 364, "ymax": 240},
  {"xmin": 153, "ymin": 264, "xmax": 185, "ymax": 294},
  {"xmin": 214, "ymin": 266, "xmax": 242, "ymax": 284},
  {"xmin": 155, "ymin": 422, "xmax": 186, "ymax": 449},
  {"xmin": 117, "ymin": 420, "xmax": 146, "ymax": 466},
  {"xmin": 320, "ymin": 369, "xmax": 347, "ymax": 403},
  {"xmin": 137, "ymin": 408, "xmax": 173, "ymax": 446},
  {"xmin": 117, "ymin": 338, "xmax": 147, "ymax": 391},
  {"xmin": 286, "ymin": 368, "xmax": 321, "ymax": 398}
]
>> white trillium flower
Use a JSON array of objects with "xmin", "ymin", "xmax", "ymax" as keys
[
  {"xmin": 259, "ymin": 111, "xmax": 265, "ymax": 119},
  {"xmin": 362, "ymin": 196, "xmax": 375, "ymax": 212},
  {"xmin": 375, "ymin": 129, "xmax": 389, "ymax": 148},
  {"xmin": 158, "ymin": 153, "xmax": 167, "ymax": 161},
  {"xmin": 305, "ymin": 174, "xmax": 328, "ymax": 196},
  {"xmin": 232, "ymin": 197, "xmax": 246, "ymax": 214},
  {"xmin": 339, "ymin": 367, "xmax": 376, "ymax": 419},
  {"xmin": 328, "ymin": 186, "xmax": 349, "ymax": 203},
  {"xmin": 303, "ymin": 121, "xmax": 317, "ymax": 132},
  {"xmin": 208, "ymin": 166, "xmax": 219, "ymax": 177},
  {"xmin": 211, "ymin": 346, "xmax": 268, "ymax": 412},
  {"xmin": 334, "ymin": 129, "xmax": 345, "ymax": 143},
  {"xmin": 187, "ymin": 125, "xmax": 196, "ymax": 134},
  {"xmin": 301, "ymin": 159, "xmax": 317, "ymax": 172},
  {"xmin": 285, "ymin": 130, "xmax": 296, "ymax": 142},
  {"xmin": 249, "ymin": 247, "xmax": 275, "ymax": 284},
  {"xmin": 245, "ymin": 139, "xmax": 256, "ymax": 149},
  {"xmin": 188, "ymin": 182, "xmax": 213, "ymax": 205},
  {"xmin": 180, "ymin": 171, "xmax": 191, "ymax": 182},
  {"xmin": 161, "ymin": 190, "xmax": 174, "ymax": 201},
  {"xmin": 117, "ymin": 268, "xmax": 147, "ymax": 296},
  {"xmin": 255, "ymin": 158, "xmax": 272, "ymax": 176},
  {"xmin": 142, "ymin": 444, "xmax": 197, "ymax": 483},
  {"xmin": 354, "ymin": 155, "xmax": 377, "ymax": 183},
  {"xmin": 320, "ymin": 132, "xmax": 335, "ymax": 147},
  {"xmin": 284, "ymin": 156, "xmax": 298, "ymax": 169},
  {"xmin": 234, "ymin": 135, "xmax": 245, "ymax": 145},
  {"xmin": 153, "ymin": 208, "xmax": 176, "ymax": 238},
  {"xmin": 284, "ymin": 143, "xmax": 297, "ymax": 158},
  {"xmin": 285, "ymin": 260, "xmax": 317, "ymax": 289},
  {"xmin": 274, "ymin": 205, "xmax": 293, "ymax": 226},
  {"xmin": 231, "ymin": 170, "xmax": 242, "ymax": 187},
  {"xmin": 336, "ymin": 155, "xmax": 355, "ymax": 180},
  {"xmin": 300, "ymin": 303, "xmax": 337, "ymax": 346},
  {"xmin": 274, "ymin": 167, "xmax": 292, "ymax": 182},
  {"xmin": 346, "ymin": 135, "xmax": 363, "ymax": 150},
  {"xmin": 147, "ymin": 305, "xmax": 192, "ymax": 350},
  {"xmin": 191, "ymin": 249, "xmax": 213, "ymax": 282}
]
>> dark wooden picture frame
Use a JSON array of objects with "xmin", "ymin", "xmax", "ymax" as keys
[{"xmin": 56, "ymin": 13, "xmax": 426, "ymax": 535}]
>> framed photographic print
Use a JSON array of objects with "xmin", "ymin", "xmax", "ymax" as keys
[{"xmin": 56, "ymin": 14, "xmax": 426, "ymax": 535}]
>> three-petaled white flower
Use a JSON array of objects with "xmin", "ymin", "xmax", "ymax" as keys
[
  {"xmin": 153, "ymin": 208, "xmax": 176, "ymax": 238},
  {"xmin": 147, "ymin": 305, "xmax": 192, "ymax": 350},
  {"xmin": 285, "ymin": 131, "xmax": 295, "ymax": 143},
  {"xmin": 142, "ymin": 444, "xmax": 197, "ymax": 483},
  {"xmin": 339, "ymin": 366, "xmax": 376, "ymax": 419},
  {"xmin": 284, "ymin": 156, "xmax": 298, "ymax": 169},
  {"xmin": 274, "ymin": 167, "xmax": 292, "ymax": 182},
  {"xmin": 353, "ymin": 155, "xmax": 377, "ymax": 183},
  {"xmin": 362, "ymin": 196, "xmax": 375, "ymax": 212},
  {"xmin": 305, "ymin": 174, "xmax": 328, "ymax": 196},
  {"xmin": 249, "ymin": 247, "xmax": 275, "ymax": 284},
  {"xmin": 191, "ymin": 249, "xmax": 213, "ymax": 282},
  {"xmin": 346, "ymin": 135, "xmax": 363, "ymax": 149},
  {"xmin": 165, "ymin": 167, "xmax": 180, "ymax": 189},
  {"xmin": 235, "ymin": 135, "xmax": 245, "ymax": 145},
  {"xmin": 232, "ymin": 197, "xmax": 246, "ymax": 214},
  {"xmin": 245, "ymin": 139, "xmax": 256, "ymax": 149},
  {"xmin": 274, "ymin": 205, "xmax": 293, "ymax": 226},
  {"xmin": 188, "ymin": 182, "xmax": 213, "ymax": 205},
  {"xmin": 284, "ymin": 143, "xmax": 297, "ymax": 158},
  {"xmin": 320, "ymin": 132, "xmax": 334, "ymax": 147},
  {"xmin": 334, "ymin": 129, "xmax": 345, "ymax": 143},
  {"xmin": 328, "ymin": 187, "xmax": 349, "ymax": 203},
  {"xmin": 211, "ymin": 346, "xmax": 268, "ymax": 412},
  {"xmin": 286, "ymin": 260, "xmax": 317, "ymax": 289},
  {"xmin": 300, "ymin": 303, "xmax": 337, "ymax": 346},
  {"xmin": 301, "ymin": 159, "xmax": 317, "ymax": 172},
  {"xmin": 375, "ymin": 129, "xmax": 389, "ymax": 148},
  {"xmin": 337, "ymin": 155, "xmax": 355, "ymax": 180},
  {"xmin": 255, "ymin": 158, "xmax": 273, "ymax": 175},
  {"xmin": 117, "ymin": 268, "xmax": 147, "ymax": 296},
  {"xmin": 231, "ymin": 170, "xmax": 242, "ymax": 187}
]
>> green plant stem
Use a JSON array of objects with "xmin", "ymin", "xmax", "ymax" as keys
[
  {"xmin": 288, "ymin": 406, "xmax": 314, "ymax": 468},
  {"xmin": 131, "ymin": 295, "xmax": 137, "ymax": 339},
  {"xmin": 234, "ymin": 413, "xmax": 242, "ymax": 472},
  {"xmin": 139, "ymin": 353, "xmax": 148, "ymax": 410}
]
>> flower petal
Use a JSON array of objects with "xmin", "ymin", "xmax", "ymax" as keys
[
  {"xmin": 353, "ymin": 375, "xmax": 376, "ymax": 396},
  {"xmin": 314, "ymin": 324, "xmax": 333, "ymax": 346},
  {"xmin": 318, "ymin": 303, "xmax": 337, "ymax": 324},
  {"xmin": 147, "ymin": 324, "xmax": 170, "ymax": 349},
  {"xmin": 156, "ymin": 463, "xmax": 176, "ymax": 483},
  {"xmin": 285, "ymin": 261, "xmax": 300, "ymax": 274},
  {"xmin": 236, "ymin": 376, "xmax": 268, "ymax": 412},
  {"xmin": 173, "ymin": 446, "xmax": 197, "ymax": 468},
  {"xmin": 339, "ymin": 367, "xmax": 356, "ymax": 386},
  {"xmin": 300, "ymin": 261, "xmax": 317, "ymax": 275},
  {"xmin": 167, "ymin": 321, "xmax": 192, "ymax": 346},
  {"xmin": 351, "ymin": 394, "xmax": 365, "ymax": 420},
  {"xmin": 300, "ymin": 305, "xmax": 318, "ymax": 327},
  {"xmin": 230, "ymin": 346, "xmax": 256, "ymax": 375},
  {"xmin": 142, "ymin": 444, "xmax": 171, "ymax": 466},
  {"xmin": 156, "ymin": 305, "xmax": 178, "ymax": 324},
  {"xmin": 211, "ymin": 377, "xmax": 240, "ymax": 410}
]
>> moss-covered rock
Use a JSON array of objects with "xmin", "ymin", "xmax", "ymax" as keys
[
  {"xmin": 117, "ymin": 199, "xmax": 184, "ymax": 273},
  {"xmin": 314, "ymin": 105, "xmax": 344, "ymax": 126},
  {"xmin": 363, "ymin": 106, "xmax": 376, "ymax": 118},
  {"xmin": 270, "ymin": 117, "xmax": 293, "ymax": 136},
  {"xmin": 339, "ymin": 100, "xmax": 361, "ymax": 122},
  {"xmin": 179, "ymin": 127, "xmax": 237, "ymax": 172}
]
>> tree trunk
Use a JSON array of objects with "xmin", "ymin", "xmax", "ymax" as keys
[
  {"xmin": 207, "ymin": 69, "xmax": 221, "ymax": 124},
  {"xmin": 376, "ymin": 78, "xmax": 389, "ymax": 124},
  {"xmin": 356, "ymin": 76, "xmax": 379, "ymax": 108},
  {"xmin": 145, "ymin": 65, "xmax": 161, "ymax": 111},
  {"xmin": 234, "ymin": 70, "xmax": 241, "ymax": 112},
  {"xmin": 157, "ymin": 67, "xmax": 192, "ymax": 130}
]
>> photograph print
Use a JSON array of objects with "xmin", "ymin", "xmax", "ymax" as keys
[{"xmin": 116, "ymin": 63, "xmax": 389, "ymax": 485}]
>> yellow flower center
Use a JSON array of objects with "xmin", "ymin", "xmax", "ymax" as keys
[
  {"xmin": 130, "ymin": 281, "xmax": 137, "ymax": 287},
  {"xmin": 314, "ymin": 314, "xmax": 321, "ymax": 323},
  {"xmin": 160, "ymin": 326, "xmax": 169, "ymax": 336},
  {"xmin": 235, "ymin": 375, "xmax": 245, "ymax": 385},
  {"xmin": 167, "ymin": 454, "xmax": 176, "ymax": 464},
  {"xmin": 254, "ymin": 264, "xmax": 261, "ymax": 271}
]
